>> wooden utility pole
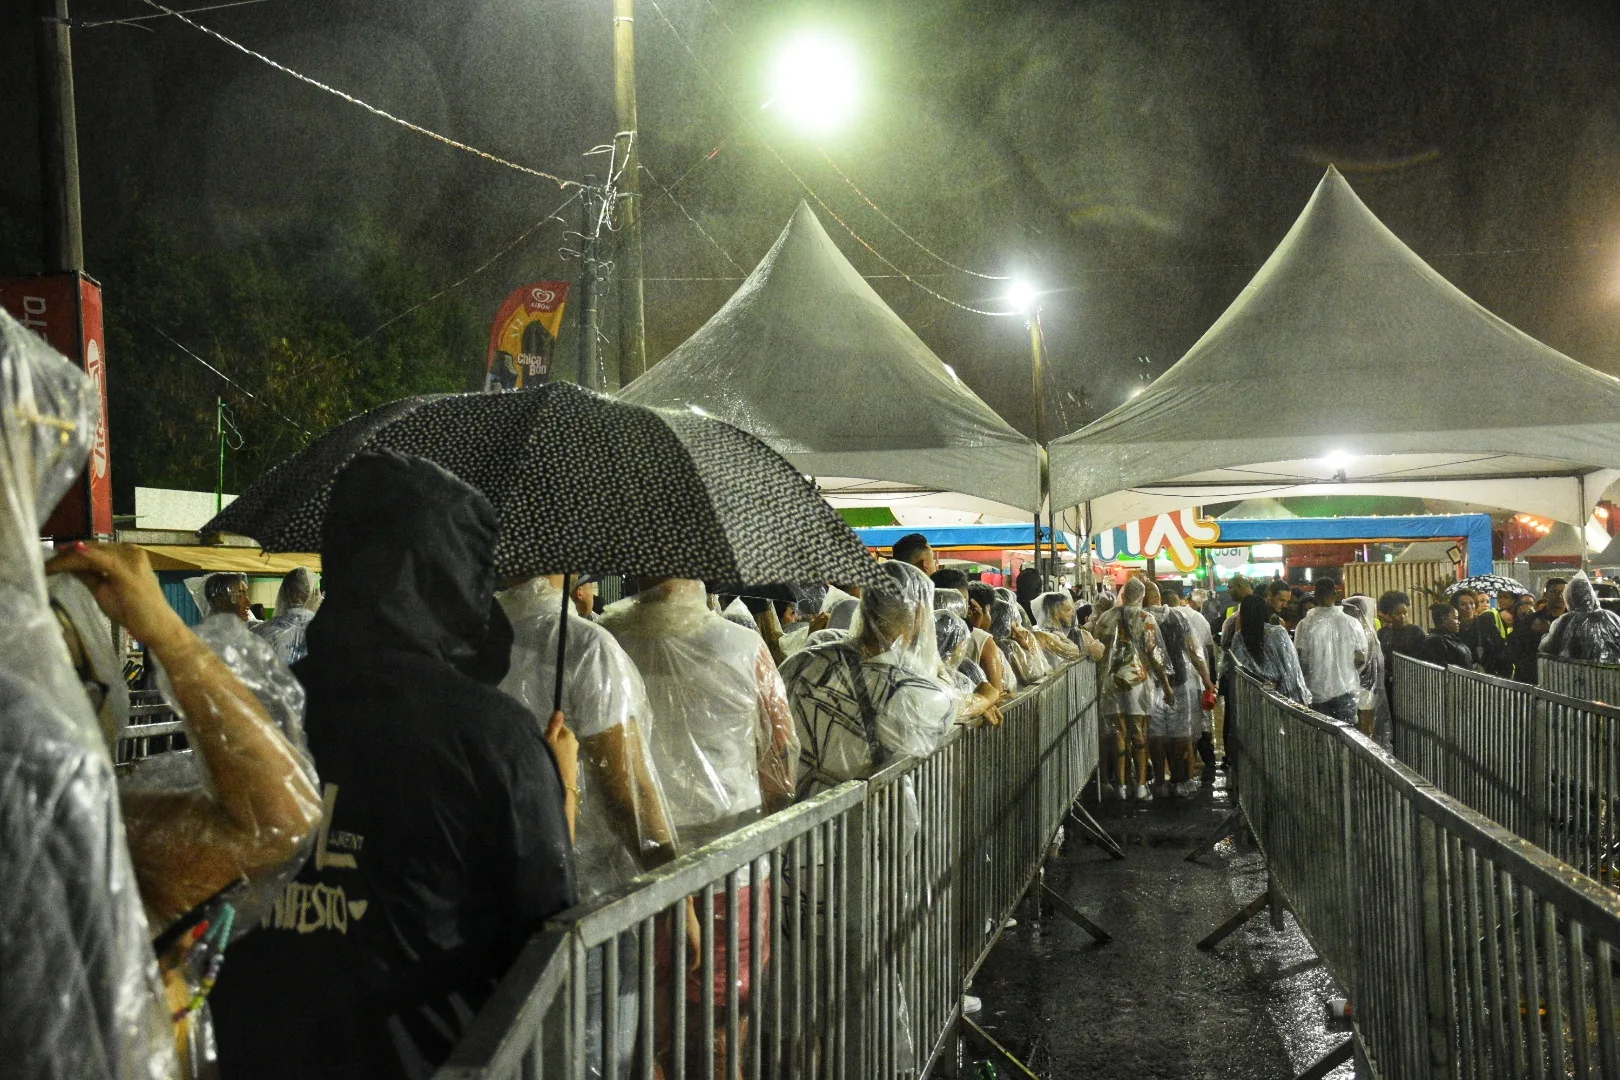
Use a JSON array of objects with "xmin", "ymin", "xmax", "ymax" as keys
[
  {"xmin": 612, "ymin": 0, "xmax": 646, "ymax": 387},
  {"xmin": 37, "ymin": 0, "xmax": 83, "ymax": 272}
]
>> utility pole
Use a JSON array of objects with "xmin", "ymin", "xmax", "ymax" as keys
[
  {"xmin": 576, "ymin": 179, "xmax": 602, "ymax": 391},
  {"xmin": 612, "ymin": 0, "xmax": 646, "ymax": 388},
  {"xmin": 37, "ymin": 0, "xmax": 83, "ymax": 272}
]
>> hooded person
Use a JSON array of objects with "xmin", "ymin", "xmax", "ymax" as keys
[
  {"xmin": 991, "ymin": 596, "xmax": 1051, "ymax": 684},
  {"xmin": 781, "ymin": 560, "xmax": 956, "ymax": 795},
  {"xmin": 497, "ymin": 574, "xmax": 682, "ymax": 1080},
  {"xmin": 1341, "ymin": 595, "xmax": 1390, "ymax": 741},
  {"xmin": 210, "ymin": 449, "xmax": 578, "ymax": 1080},
  {"xmin": 932, "ymin": 608, "xmax": 1003, "ymax": 727},
  {"xmin": 598, "ymin": 576, "xmax": 797, "ymax": 1075},
  {"xmin": 0, "ymin": 309, "xmax": 175, "ymax": 1079},
  {"xmin": 1541, "ymin": 572, "xmax": 1620, "ymax": 665},
  {"xmin": 1092, "ymin": 577, "xmax": 1174, "ymax": 801},
  {"xmin": 253, "ymin": 565, "xmax": 321, "ymax": 666},
  {"xmin": 1031, "ymin": 590, "xmax": 1103, "ymax": 664}
]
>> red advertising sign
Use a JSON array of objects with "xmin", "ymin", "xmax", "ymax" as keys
[
  {"xmin": 0, "ymin": 272, "xmax": 113, "ymax": 537},
  {"xmin": 485, "ymin": 281, "xmax": 569, "ymax": 391}
]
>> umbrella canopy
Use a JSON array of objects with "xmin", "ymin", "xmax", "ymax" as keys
[
  {"xmin": 204, "ymin": 382, "xmax": 883, "ymax": 589},
  {"xmin": 1444, "ymin": 574, "xmax": 1530, "ymax": 598}
]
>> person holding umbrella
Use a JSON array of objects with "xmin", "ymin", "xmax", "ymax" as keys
[{"xmin": 211, "ymin": 450, "xmax": 579, "ymax": 1080}]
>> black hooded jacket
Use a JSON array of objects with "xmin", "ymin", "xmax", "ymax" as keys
[{"xmin": 212, "ymin": 450, "xmax": 576, "ymax": 1079}]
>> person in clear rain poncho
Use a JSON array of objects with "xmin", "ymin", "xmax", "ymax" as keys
[
  {"xmin": 779, "ymin": 560, "xmax": 955, "ymax": 1060},
  {"xmin": 1032, "ymin": 590, "xmax": 1105, "ymax": 665},
  {"xmin": 1541, "ymin": 572, "xmax": 1620, "ymax": 665},
  {"xmin": 991, "ymin": 596, "xmax": 1051, "ymax": 685},
  {"xmin": 498, "ymin": 573, "xmax": 684, "ymax": 1080},
  {"xmin": 598, "ymin": 577, "xmax": 797, "ymax": 1075},
  {"xmin": 253, "ymin": 566, "xmax": 320, "ymax": 666},
  {"xmin": 1341, "ymin": 595, "xmax": 1391, "ymax": 741},
  {"xmin": 0, "ymin": 309, "xmax": 175, "ymax": 1080},
  {"xmin": 933, "ymin": 608, "xmax": 1004, "ymax": 726},
  {"xmin": 781, "ymin": 560, "xmax": 956, "ymax": 795}
]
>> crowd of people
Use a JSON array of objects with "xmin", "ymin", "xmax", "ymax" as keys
[{"xmin": 14, "ymin": 306, "xmax": 1620, "ymax": 1080}]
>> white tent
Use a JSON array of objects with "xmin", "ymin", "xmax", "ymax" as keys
[
  {"xmin": 1520, "ymin": 522, "xmax": 1598, "ymax": 560},
  {"xmin": 620, "ymin": 202, "xmax": 1041, "ymax": 513},
  {"xmin": 1050, "ymin": 167, "xmax": 1620, "ymax": 531}
]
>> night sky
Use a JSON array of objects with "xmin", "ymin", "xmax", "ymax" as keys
[{"xmin": 3, "ymin": 0, "xmax": 1619, "ymax": 436}]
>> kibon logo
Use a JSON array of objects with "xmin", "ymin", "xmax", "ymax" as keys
[
  {"xmin": 85, "ymin": 338, "xmax": 109, "ymax": 480},
  {"xmin": 529, "ymin": 286, "xmax": 557, "ymax": 307}
]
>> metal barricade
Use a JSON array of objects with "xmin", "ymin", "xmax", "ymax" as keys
[
  {"xmin": 437, "ymin": 660, "xmax": 1101, "ymax": 1080},
  {"xmin": 1391, "ymin": 655, "xmax": 1620, "ymax": 885},
  {"xmin": 1542, "ymin": 655, "xmax": 1620, "ymax": 707},
  {"xmin": 114, "ymin": 692, "xmax": 188, "ymax": 769},
  {"xmin": 1236, "ymin": 669, "xmax": 1620, "ymax": 1079}
]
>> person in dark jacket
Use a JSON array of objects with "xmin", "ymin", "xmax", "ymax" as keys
[
  {"xmin": 1418, "ymin": 603, "xmax": 1473, "ymax": 668},
  {"xmin": 1505, "ymin": 594, "xmax": 1546, "ymax": 683},
  {"xmin": 212, "ymin": 450, "xmax": 579, "ymax": 1079}
]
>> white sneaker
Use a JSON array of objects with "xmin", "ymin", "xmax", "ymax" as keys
[
  {"xmin": 1004, "ymin": 917, "xmax": 1018, "ymax": 928},
  {"xmin": 1179, "ymin": 780, "xmax": 1199, "ymax": 797},
  {"xmin": 1135, "ymin": 784, "xmax": 1152, "ymax": 801},
  {"xmin": 962, "ymin": 994, "xmax": 983, "ymax": 1016},
  {"xmin": 1114, "ymin": 784, "xmax": 1128, "ymax": 801}
]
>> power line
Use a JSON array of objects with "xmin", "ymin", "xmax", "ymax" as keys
[
  {"xmin": 337, "ymin": 188, "xmax": 583, "ymax": 359},
  {"xmin": 140, "ymin": 319, "xmax": 311, "ymax": 434},
  {"xmin": 80, "ymin": 0, "xmax": 269, "ymax": 30},
  {"xmin": 815, "ymin": 151, "xmax": 1008, "ymax": 281},
  {"xmin": 134, "ymin": 0, "xmax": 584, "ymax": 189},
  {"xmin": 638, "ymin": 161, "xmax": 746, "ymax": 274}
]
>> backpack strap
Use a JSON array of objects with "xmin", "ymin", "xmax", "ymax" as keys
[{"xmin": 839, "ymin": 648, "xmax": 889, "ymax": 768}]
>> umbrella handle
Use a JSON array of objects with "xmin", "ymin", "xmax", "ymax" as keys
[{"xmin": 554, "ymin": 573, "xmax": 571, "ymax": 716}]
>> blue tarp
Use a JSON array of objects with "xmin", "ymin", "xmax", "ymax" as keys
[
  {"xmin": 854, "ymin": 524, "xmax": 1069, "ymax": 552},
  {"xmin": 1215, "ymin": 514, "xmax": 1493, "ymax": 575}
]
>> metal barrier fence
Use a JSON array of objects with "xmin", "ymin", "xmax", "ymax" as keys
[
  {"xmin": 1391, "ymin": 654, "xmax": 1620, "ymax": 885},
  {"xmin": 1541, "ymin": 655, "xmax": 1620, "ymax": 707},
  {"xmin": 1233, "ymin": 670, "xmax": 1620, "ymax": 1079},
  {"xmin": 436, "ymin": 660, "xmax": 1101, "ymax": 1080}
]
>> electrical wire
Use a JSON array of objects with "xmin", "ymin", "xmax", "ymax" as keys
[
  {"xmin": 638, "ymin": 161, "xmax": 747, "ymax": 275},
  {"xmin": 80, "ymin": 0, "xmax": 269, "ymax": 29},
  {"xmin": 816, "ymin": 151, "xmax": 1008, "ymax": 280},
  {"xmin": 133, "ymin": 0, "xmax": 584, "ymax": 190},
  {"xmin": 140, "ymin": 320, "xmax": 311, "ymax": 435},
  {"xmin": 337, "ymin": 188, "xmax": 583, "ymax": 358}
]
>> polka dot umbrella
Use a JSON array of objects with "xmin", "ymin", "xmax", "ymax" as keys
[
  {"xmin": 204, "ymin": 383, "xmax": 885, "ymax": 710},
  {"xmin": 203, "ymin": 382, "xmax": 883, "ymax": 590}
]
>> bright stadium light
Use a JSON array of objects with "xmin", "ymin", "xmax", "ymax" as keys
[
  {"xmin": 1006, "ymin": 278, "xmax": 1039, "ymax": 314},
  {"xmin": 768, "ymin": 31, "xmax": 858, "ymax": 134}
]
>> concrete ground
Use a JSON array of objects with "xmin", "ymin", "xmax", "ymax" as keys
[{"xmin": 965, "ymin": 768, "xmax": 1362, "ymax": 1080}]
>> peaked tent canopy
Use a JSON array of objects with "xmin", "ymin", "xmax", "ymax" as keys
[
  {"xmin": 1521, "ymin": 522, "xmax": 1597, "ymax": 561},
  {"xmin": 1050, "ymin": 167, "xmax": 1620, "ymax": 530},
  {"xmin": 620, "ymin": 202, "xmax": 1041, "ymax": 513}
]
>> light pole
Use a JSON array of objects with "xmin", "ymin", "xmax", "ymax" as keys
[{"xmin": 1007, "ymin": 279, "xmax": 1050, "ymax": 580}]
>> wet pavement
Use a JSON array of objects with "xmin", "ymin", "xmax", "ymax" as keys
[{"xmin": 966, "ymin": 770, "xmax": 1362, "ymax": 1079}]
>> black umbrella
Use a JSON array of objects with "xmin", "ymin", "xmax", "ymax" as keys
[
  {"xmin": 205, "ymin": 382, "xmax": 883, "ymax": 708},
  {"xmin": 1444, "ymin": 574, "xmax": 1531, "ymax": 598}
]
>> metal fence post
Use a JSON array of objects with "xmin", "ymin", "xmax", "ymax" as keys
[
  {"xmin": 1528, "ymin": 695, "xmax": 1551, "ymax": 852},
  {"xmin": 1415, "ymin": 813, "xmax": 1457, "ymax": 1080}
]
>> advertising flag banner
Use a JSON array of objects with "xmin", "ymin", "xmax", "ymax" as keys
[
  {"xmin": 0, "ymin": 272, "xmax": 112, "ymax": 537},
  {"xmin": 486, "ymin": 281, "xmax": 569, "ymax": 391},
  {"xmin": 1092, "ymin": 509, "xmax": 1220, "ymax": 572}
]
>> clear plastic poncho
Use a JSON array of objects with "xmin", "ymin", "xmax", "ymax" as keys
[
  {"xmin": 133, "ymin": 611, "xmax": 317, "ymax": 937},
  {"xmin": 1541, "ymin": 572, "xmax": 1620, "ymax": 664},
  {"xmin": 991, "ymin": 597, "xmax": 1051, "ymax": 682},
  {"xmin": 498, "ymin": 577, "xmax": 680, "ymax": 900},
  {"xmin": 49, "ymin": 571, "xmax": 133, "ymax": 753},
  {"xmin": 0, "ymin": 310, "xmax": 175, "ymax": 1079},
  {"xmin": 599, "ymin": 581, "xmax": 799, "ymax": 850},
  {"xmin": 933, "ymin": 587, "xmax": 969, "ymax": 620},
  {"xmin": 252, "ymin": 567, "xmax": 319, "ymax": 667}
]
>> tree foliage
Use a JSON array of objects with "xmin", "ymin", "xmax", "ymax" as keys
[{"xmin": 99, "ymin": 212, "xmax": 481, "ymax": 509}]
